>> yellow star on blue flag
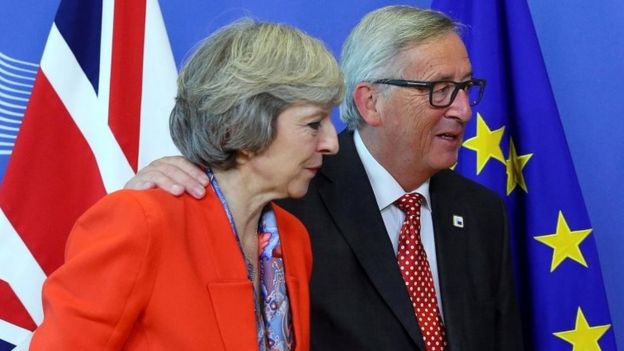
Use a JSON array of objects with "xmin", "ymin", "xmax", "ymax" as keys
[
  {"xmin": 505, "ymin": 138, "xmax": 532, "ymax": 195},
  {"xmin": 462, "ymin": 113, "xmax": 505, "ymax": 174},
  {"xmin": 554, "ymin": 307, "xmax": 611, "ymax": 351},
  {"xmin": 534, "ymin": 211, "xmax": 592, "ymax": 272}
]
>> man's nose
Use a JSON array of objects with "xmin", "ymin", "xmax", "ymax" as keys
[{"xmin": 448, "ymin": 89, "xmax": 472, "ymax": 122}]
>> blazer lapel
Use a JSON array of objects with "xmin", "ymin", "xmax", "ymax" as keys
[
  {"xmin": 197, "ymin": 190, "xmax": 258, "ymax": 349},
  {"xmin": 316, "ymin": 131, "xmax": 426, "ymax": 349},
  {"xmin": 274, "ymin": 206, "xmax": 308, "ymax": 349}
]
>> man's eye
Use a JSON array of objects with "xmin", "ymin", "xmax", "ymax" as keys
[
  {"xmin": 434, "ymin": 84, "xmax": 452, "ymax": 94},
  {"xmin": 308, "ymin": 121, "xmax": 322, "ymax": 130}
]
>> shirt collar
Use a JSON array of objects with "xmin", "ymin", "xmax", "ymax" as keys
[{"xmin": 353, "ymin": 130, "xmax": 431, "ymax": 211}]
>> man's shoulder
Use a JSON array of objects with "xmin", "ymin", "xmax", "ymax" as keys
[{"xmin": 431, "ymin": 169, "xmax": 501, "ymax": 202}]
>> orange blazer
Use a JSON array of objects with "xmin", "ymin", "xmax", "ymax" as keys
[{"xmin": 30, "ymin": 187, "xmax": 312, "ymax": 351}]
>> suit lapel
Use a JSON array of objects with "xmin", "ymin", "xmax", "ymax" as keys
[
  {"xmin": 316, "ymin": 131, "xmax": 426, "ymax": 349},
  {"xmin": 430, "ymin": 170, "xmax": 473, "ymax": 350}
]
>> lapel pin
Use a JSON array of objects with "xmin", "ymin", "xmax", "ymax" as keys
[{"xmin": 453, "ymin": 215, "xmax": 464, "ymax": 228}]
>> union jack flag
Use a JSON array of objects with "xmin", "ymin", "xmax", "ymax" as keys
[{"xmin": 0, "ymin": 0, "xmax": 179, "ymax": 349}]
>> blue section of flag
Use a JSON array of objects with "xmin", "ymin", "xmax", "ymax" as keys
[
  {"xmin": 0, "ymin": 158, "xmax": 7, "ymax": 184},
  {"xmin": 431, "ymin": 0, "xmax": 616, "ymax": 350},
  {"xmin": 0, "ymin": 339, "xmax": 15, "ymax": 351},
  {"xmin": 54, "ymin": 0, "xmax": 101, "ymax": 93}
]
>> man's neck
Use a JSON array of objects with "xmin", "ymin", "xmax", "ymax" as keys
[{"xmin": 357, "ymin": 128, "xmax": 433, "ymax": 192}]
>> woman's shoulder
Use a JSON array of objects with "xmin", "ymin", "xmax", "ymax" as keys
[
  {"xmin": 93, "ymin": 188, "xmax": 209, "ymax": 217},
  {"xmin": 71, "ymin": 189, "xmax": 193, "ymax": 242},
  {"xmin": 104, "ymin": 188, "xmax": 186, "ymax": 207},
  {"xmin": 82, "ymin": 188, "xmax": 226, "ymax": 237}
]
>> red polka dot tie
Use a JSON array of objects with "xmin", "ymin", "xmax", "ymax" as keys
[{"xmin": 395, "ymin": 193, "xmax": 447, "ymax": 351}]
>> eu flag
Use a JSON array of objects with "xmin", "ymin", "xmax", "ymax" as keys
[{"xmin": 430, "ymin": 0, "xmax": 616, "ymax": 349}]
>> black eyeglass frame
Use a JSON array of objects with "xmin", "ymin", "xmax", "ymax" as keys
[{"xmin": 373, "ymin": 78, "xmax": 487, "ymax": 108}]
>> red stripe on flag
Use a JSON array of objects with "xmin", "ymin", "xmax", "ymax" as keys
[
  {"xmin": 108, "ymin": 0, "xmax": 147, "ymax": 172},
  {"xmin": 0, "ymin": 280, "xmax": 37, "ymax": 331},
  {"xmin": 0, "ymin": 71, "xmax": 106, "ymax": 275}
]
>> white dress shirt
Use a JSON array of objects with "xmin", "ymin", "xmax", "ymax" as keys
[{"xmin": 353, "ymin": 130, "xmax": 444, "ymax": 316}]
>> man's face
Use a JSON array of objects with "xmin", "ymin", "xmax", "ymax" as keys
[{"xmin": 375, "ymin": 32, "xmax": 473, "ymax": 178}]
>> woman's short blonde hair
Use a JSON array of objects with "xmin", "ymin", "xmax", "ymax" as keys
[{"xmin": 170, "ymin": 19, "xmax": 344, "ymax": 170}]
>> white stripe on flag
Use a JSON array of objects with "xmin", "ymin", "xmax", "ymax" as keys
[
  {"xmin": 41, "ymin": 24, "xmax": 134, "ymax": 193},
  {"xmin": 96, "ymin": 0, "xmax": 114, "ymax": 137},
  {"xmin": 138, "ymin": 0, "xmax": 180, "ymax": 168}
]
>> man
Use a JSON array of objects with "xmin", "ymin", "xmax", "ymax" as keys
[{"xmin": 127, "ymin": 6, "xmax": 524, "ymax": 351}]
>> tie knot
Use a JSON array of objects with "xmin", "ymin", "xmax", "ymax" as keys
[{"xmin": 394, "ymin": 193, "xmax": 423, "ymax": 216}]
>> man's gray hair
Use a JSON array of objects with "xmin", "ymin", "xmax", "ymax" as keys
[
  {"xmin": 170, "ymin": 19, "xmax": 344, "ymax": 170},
  {"xmin": 339, "ymin": 6, "xmax": 458, "ymax": 130}
]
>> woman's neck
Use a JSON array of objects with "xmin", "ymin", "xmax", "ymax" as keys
[
  {"xmin": 212, "ymin": 168, "xmax": 271, "ymax": 244},
  {"xmin": 213, "ymin": 168, "xmax": 273, "ymax": 291}
]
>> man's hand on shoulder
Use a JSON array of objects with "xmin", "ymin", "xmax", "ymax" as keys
[{"xmin": 124, "ymin": 156, "xmax": 209, "ymax": 199}]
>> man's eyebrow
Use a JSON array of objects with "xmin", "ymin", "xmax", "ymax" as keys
[
  {"xmin": 462, "ymin": 72, "xmax": 474, "ymax": 80},
  {"xmin": 433, "ymin": 72, "xmax": 473, "ymax": 81}
]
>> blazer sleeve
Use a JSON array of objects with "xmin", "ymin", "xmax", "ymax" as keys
[{"xmin": 30, "ymin": 191, "xmax": 162, "ymax": 351}]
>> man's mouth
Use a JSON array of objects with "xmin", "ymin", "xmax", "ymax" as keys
[{"xmin": 437, "ymin": 132, "xmax": 460, "ymax": 141}]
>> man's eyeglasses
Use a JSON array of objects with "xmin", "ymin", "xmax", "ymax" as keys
[{"xmin": 373, "ymin": 78, "xmax": 486, "ymax": 108}]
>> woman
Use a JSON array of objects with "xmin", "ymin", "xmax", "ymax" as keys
[{"xmin": 30, "ymin": 19, "xmax": 343, "ymax": 351}]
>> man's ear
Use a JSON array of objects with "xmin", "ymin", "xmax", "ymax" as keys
[{"xmin": 353, "ymin": 82, "xmax": 382, "ymax": 126}]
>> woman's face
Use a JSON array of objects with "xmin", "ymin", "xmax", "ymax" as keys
[{"xmin": 247, "ymin": 103, "xmax": 339, "ymax": 199}]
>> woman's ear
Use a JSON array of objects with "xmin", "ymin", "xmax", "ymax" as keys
[
  {"xmin": 353, "ymin": 82, "xmax": 382, "ymax": 127},
  {"xmin": 235, "ymin": 149, "xmax": 255, "ymax": 165}
]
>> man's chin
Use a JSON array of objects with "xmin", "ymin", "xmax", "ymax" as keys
[{"xmin": 433, "ymin": 154, "xmax": 459, "ymax": 172}]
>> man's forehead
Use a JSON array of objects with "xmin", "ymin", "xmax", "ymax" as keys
[{"xmin": 399, "ymin": 35, "xmax": 472, "ymax": 80}]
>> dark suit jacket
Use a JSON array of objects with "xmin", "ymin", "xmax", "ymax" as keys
[{"xmin": 279, "ymin": 130, "xmax": 523, "ymax": 351}]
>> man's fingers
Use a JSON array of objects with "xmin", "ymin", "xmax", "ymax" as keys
[
  {"xmin": 153, "ymin": 156, "xmax": 209, "ymax": 186},
  {"xmin": 148, "ymin": 159, "xmax": 206, "ymax": 198},
  {"xmin": 125, "ymin": 157, "xmax": 207, "ymax": 199},
  {"xmin": 124, "ymin": 178, "xmax": 155, "ymax": 191}
]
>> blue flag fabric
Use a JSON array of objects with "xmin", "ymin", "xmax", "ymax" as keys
[{"xmin": 430, "ymin": 0, "xmax": 616, "ymax": 350}]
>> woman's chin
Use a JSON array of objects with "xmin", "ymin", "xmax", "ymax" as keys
[{"xmin": 286, "ymin": 184, "xmax": 311, "ymax": 199}]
